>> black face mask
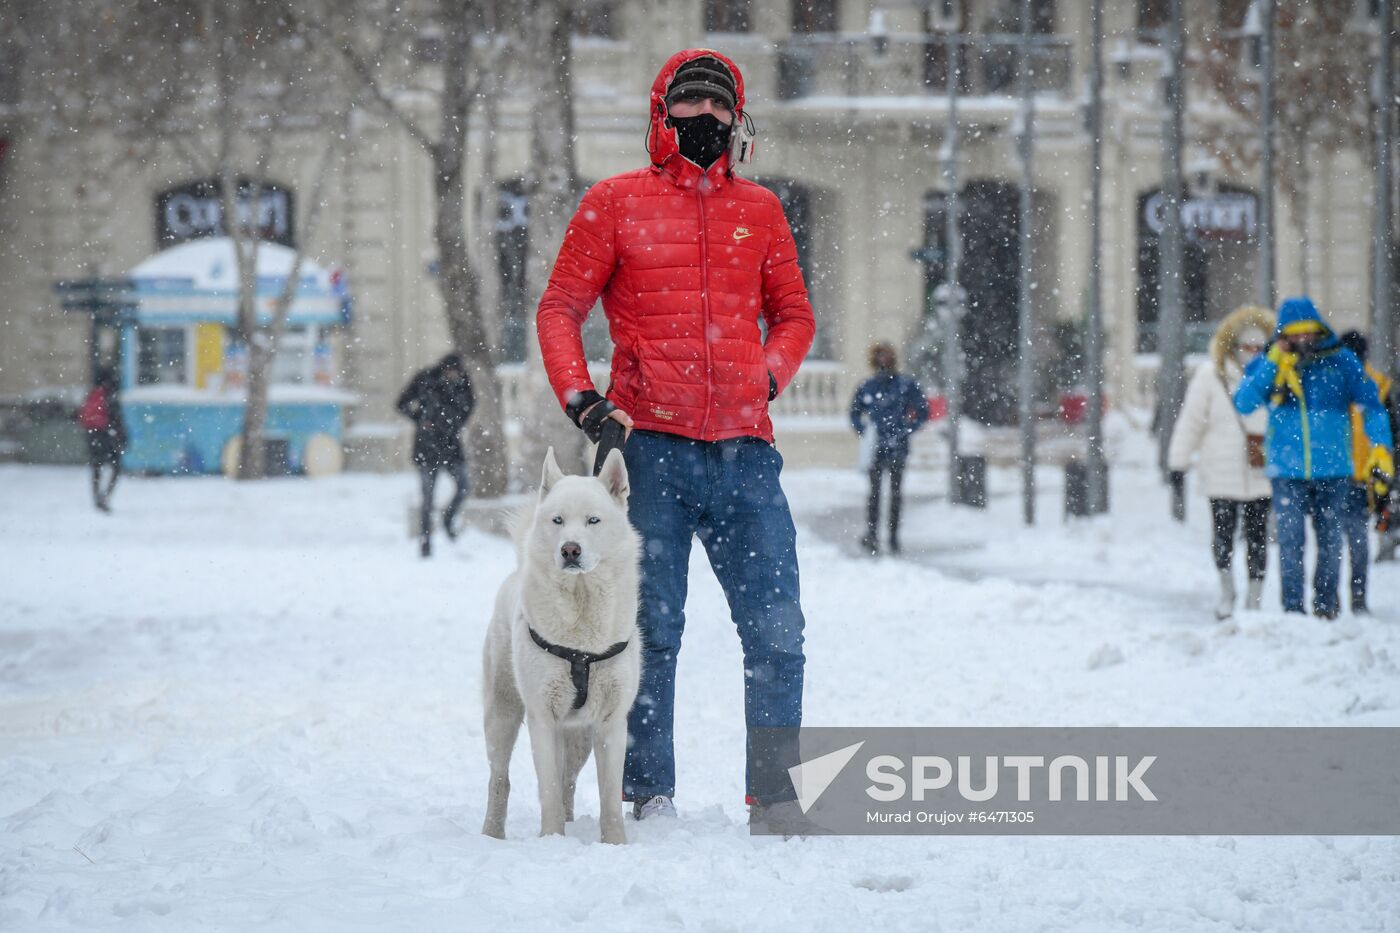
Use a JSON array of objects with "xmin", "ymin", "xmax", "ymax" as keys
[{"xmin": 668, "ymin": 112, "xmax": 732, "ymax": 168}]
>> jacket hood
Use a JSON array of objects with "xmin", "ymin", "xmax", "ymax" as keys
[
  {"xmin": 1211, "ymin": 305, "xmax": 1275, "ymax": 375},
  {"xmin": 647, "ymin": 49, "xmax": 747, "ymax": 174},
  {"xmin": 1274, "ymin": 296, "xmax": 1333, "ymax": 339}
]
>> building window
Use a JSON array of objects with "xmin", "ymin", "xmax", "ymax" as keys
[
  {"xmin": 707, "ymin": 0, "xmax": 752, "ymax": 33},
  {"xmin": 1217, "ymin": 0, "xmax": 1249, "ymax": 29},
  {"xmin": 493, "ymin": 180, "xmax": 610, "ymax": 364},
  {"xmin": 136, "ymin": 327, "xmax": 188, "ymax": 386},
  {"xmin": 574, "ymin": 0, "xmax": 614, "ymax": 38},
  {"xmin": 792, "ymin": 0, "xmax": 838, "ymax": 34},
  {"xmin": 1138, "ymin": 0, "xmax": 1168, "ymax": 43},
  {"xmin": 749, "ymin": 178, "xmax": 833, "ymax": 360},
  {"xmin": 979, "ymin": 0, "xmax": 1055, "ymax": 34}
]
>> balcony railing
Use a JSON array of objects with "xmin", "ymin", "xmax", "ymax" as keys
[{"xmin": 775, "ymin": 33, "xmax": 1074, "ymax": 101}]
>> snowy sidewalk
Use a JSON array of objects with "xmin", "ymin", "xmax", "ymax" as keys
[{"xmin": 2, "ymin": 445, "xmax": 1398, "ymax": 931}]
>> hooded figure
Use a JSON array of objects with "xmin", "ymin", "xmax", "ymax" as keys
[
  {"xmin": 1235, "ymin": 297, "xmax": 1391, "ymax": 480},
  {"xmin": 534, "ymin": 50, "xmax": 816, "ymax": 830},
  {"xmin": 537, "ymin": 48, "xmax": 814, "ymax": 445},
  {"xmin": 1167, "ymin": 306, "xmax": 1274, "ymax": 618},
  {"xmin": 397, "ymin": 353, "xmax": 475, "ymax": 557},
  {"xmin": 1235, "ymin": 296, "xmax": 1393, "ymax": 617}
]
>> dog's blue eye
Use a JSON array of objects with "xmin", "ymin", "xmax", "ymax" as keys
[
  {"xmin": 552, "ymin": 516, "xmax": 564, "ymax": 525},
  {"xmin": 587, "ymin": 516, "xmax": 600, "ymax": 525}
]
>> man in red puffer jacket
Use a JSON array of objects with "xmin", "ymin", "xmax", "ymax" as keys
[{"xmin": 537, "ymin": 49, "xmax": 815, "ymax": 828}]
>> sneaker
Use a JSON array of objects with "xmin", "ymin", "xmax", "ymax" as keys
[
  {"xmin": 631, "ymin": 795, "xmax": 676, "ymax": 821},
  {"xmin": 1215, "ymin": 569, "xmax": 1235, "ymax": 621},
  {"xmin": 748, "ymin": 798, "xmax": 815, "ymax": 838},
  {"xmin": 1244, "ymin": 578, "xmax": 1264, "ymax": 611}
]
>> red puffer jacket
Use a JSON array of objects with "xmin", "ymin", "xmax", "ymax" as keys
[{"xmin": 536, "ymin": 48, "xmax": 816, "ymax": 443}]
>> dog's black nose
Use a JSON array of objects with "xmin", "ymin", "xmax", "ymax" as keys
[{"xmin": 561, "ymin": 541, "xmax": 582, "ymax": 563}]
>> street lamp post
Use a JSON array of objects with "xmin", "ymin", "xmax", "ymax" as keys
[
  {"xmin": 1085, "ymin": 0, "xmax": 1108, "ymax": 514},
  {"xmin": 1017, "ymin": 0, "xmax": 1037, "ymax": 525},
  {"xmin": 1373, "ymin": 0, "xmax": 1394, "ymax": 366},
  {"xmin": 1255, "ymin": 0, "xmax": 1277, "ymax": 310},
  {"xmin": 941, "ymin": 29, "xmax": 967, "ymax": 504},
  {"xmin": 1155, "ymin": 0, "xmax": 1188, "ymax": 480}
]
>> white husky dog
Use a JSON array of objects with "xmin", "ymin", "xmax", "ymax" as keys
[{"xmin": 481, "ymin": 447, "xmax": 641, "ymax": 844}]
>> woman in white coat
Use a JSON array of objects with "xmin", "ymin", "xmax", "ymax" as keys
[{"xmin": 1167, "ymin": 305, "xmax": 1274, "ymax": 619}]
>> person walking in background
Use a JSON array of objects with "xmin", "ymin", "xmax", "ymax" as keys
[
  {"xmin": 77, "ymin": 367, "xmax": 126, "ymax": 513},
  {"xmin": 849, "ymin": 342, "xmax": 929, "ymax": 555},
  {"xmin": 1336, "ymin": 330, "xmax": 1400, "ymax": 612},
  {"xmin": 397, "ymin": 353, "xmax": 475, "ymax": 558},
  {"xmin": 1167, "ymin": 307, "xmax": 1273, "ymax": 620},
  {"xmin": 1234, "ymin": 298, "xmax": 1393, "ymax": 619}
]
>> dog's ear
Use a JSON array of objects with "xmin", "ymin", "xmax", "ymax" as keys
[
  {"xmin": 540, "ymin": 447, "xmax": 565, "ymax": 496},
  {"xmin": 597, "ymin": 448, "xmax": 629, "ymax": 503}
]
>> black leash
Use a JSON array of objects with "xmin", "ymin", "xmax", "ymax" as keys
[
  {"xmin": 528, "ymin": 627, "xmax": 630, "ymax": 709},
  {"xmin": 592, "ymin": 418, "xmax": 628, "ymax": 476}
]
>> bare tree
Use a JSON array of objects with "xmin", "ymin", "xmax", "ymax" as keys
[
  {"xmin": 1195, "ymin": 0, "xmax": 1374, "ymax": 291},
  {"xmin": 311, "ymin": 0, "xmax": 512, "ymax": 496},
  {"xmin": 11, "ymin": 0, "xmax": 352, "ymax": 479},
  {"xmin": 520, "ymin": 0, "xmax": 587, "ymax": 477}
]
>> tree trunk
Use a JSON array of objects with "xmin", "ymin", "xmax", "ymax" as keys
[
  {"xmin": 435, "ymin": 5, "xmax": 508, "ymax": 497},
  {"xmin": 521, "ymin": 0, "xmax": 586, "ymax": 479},
  {"xmin": 238, "ymin": 135, "xmax": 341, "ymax": 481}
]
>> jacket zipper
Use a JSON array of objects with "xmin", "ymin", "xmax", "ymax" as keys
[
  {"xmin": 696, "ymin": 183, "xmax": 713, "ymax": 439},
  {"xmin": 1299, "ymin": 392, "xmax": 1312, "ymax": 479}
]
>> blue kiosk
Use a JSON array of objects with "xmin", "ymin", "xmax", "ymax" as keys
[{"xmin": 114, "ymin": 238, "xmax": 354, "ymax": 475}]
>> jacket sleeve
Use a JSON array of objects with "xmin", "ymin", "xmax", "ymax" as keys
[
  {"xmin": 459, "ymin": 375, "xmax": 475, "ymax": 422},
  {"xmin": 110, "ymin": 392, "xmax": 128, "ymax": 446},
  {"xmin": 1348, "ymin": 357, "xmax": 1394, "ymax": 449},
  {"xmin": 849, "ymin": 382, "xmax": 867, "ymax": 434},
  {"xmin": 908, "ymin": 379, "xmax": 930, "ymax": 430},
  {"xmin": 760, "ymin": 199, "xmax": 816, "ymax": 396},
  {"xmin": 536, "ymin": 182, "xmax": 617, "ymax": 411},
  {"xmin": 1233, "ymin": 355, "xmax": 1275, "ymax": 415},
  {"xmin": 1167, "ymin": 364, "xmax": 1212, "ymax": 472},
  {"xmin": 396, "ymin": 374, "xmax": 422, "ymax": 420}
]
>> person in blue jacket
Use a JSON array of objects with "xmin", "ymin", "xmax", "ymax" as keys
[
  {"xmin": 850, "ymin": 342, "xmax": 930, "ymax": 555},
  {"xmin": 1234, "ymin": 297, "xmax": 1394, "ymax": 618}
]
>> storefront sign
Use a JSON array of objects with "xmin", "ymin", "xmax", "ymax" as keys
[
  {"xmin": 155, "ymin": 178, "xmax": 295, "ymax": 248},
  {"xmin": 1144, "ymin": 192, "xmax": 1256, "ymax": 242}
]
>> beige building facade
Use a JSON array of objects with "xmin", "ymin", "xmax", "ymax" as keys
[{"xmin": 0, "ymin": 0, "xmax": 1389, "ymax": 469}]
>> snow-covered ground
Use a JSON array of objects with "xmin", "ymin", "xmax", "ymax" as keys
[{"xmin": 2, "ymin": 424, "xmax": 1398, "ymax": 931}]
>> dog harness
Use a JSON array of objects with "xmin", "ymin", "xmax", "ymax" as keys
[{"xmin": 528, "ymin": 627, "xmax": 630, "ymax": 710}]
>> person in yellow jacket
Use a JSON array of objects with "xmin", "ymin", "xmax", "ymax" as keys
[{"xmin": 1338, "ymin": 331, "xmax": 1398, "ymax": 613}]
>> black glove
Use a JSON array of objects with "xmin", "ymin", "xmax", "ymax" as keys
[
  {"xmin": 1168, "ymin": 470, "xmax": 1186, "ymax": 522},
  {"xmin": 565, "ymin": 389, "xmax": 617, "ymax": 443},
  {"xmin": 768, "ymin": 372, "xmax": 778, "ymax": 401}
]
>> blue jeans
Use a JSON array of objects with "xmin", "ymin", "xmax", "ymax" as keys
[
  {"xmin": 1272, "ymin": 478, "xmax": 1349, "ymax": 615},
  {"xmin": 621, "ymin": 430, "xmax": 806, "ymax": 804},
  {"xmin": 1342, "ymin": 482, "xmax": 1370, "ymax": 609}
]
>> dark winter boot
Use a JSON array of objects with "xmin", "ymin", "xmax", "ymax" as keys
[
  {"xmin": 442, "ymin": 507, "xmax": 460, "ymax": 541},
  {"xmin": 419, "ymin": 535, "xmax": 432, "ymax": 559},
  {"xmin": 859, "ymin": 532, "xmax": 879, "ymax": 556}
]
